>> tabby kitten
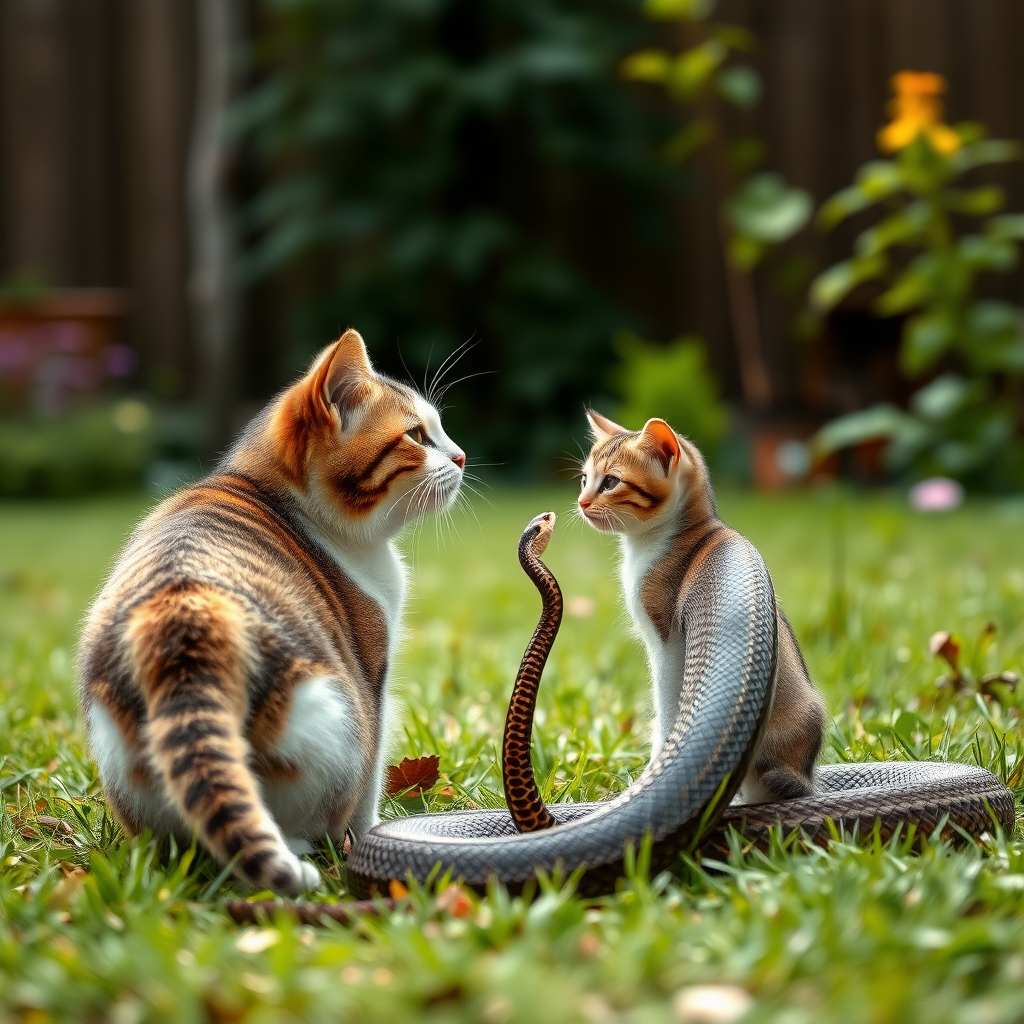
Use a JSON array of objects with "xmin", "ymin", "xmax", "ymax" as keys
[
  {"xmin": 78, "ymin": 329, "xmax": 465, "ymax": 894},
  {"xmin": 578, "ymin": 411, "xmax": 825, "ymax": 802}
]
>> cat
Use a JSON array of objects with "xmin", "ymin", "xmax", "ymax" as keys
[
  {"xmin": 78, "ymin": 329, "xmax": 465, "ymax": 894},
  {"xmin": 578, "ymin": 410, "xmax": 825, "ymax": 803}
]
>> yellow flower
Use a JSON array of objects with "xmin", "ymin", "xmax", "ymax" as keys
[{"xmin": 877, "ymin": 71, "xmax": 960, "ymax": 155}]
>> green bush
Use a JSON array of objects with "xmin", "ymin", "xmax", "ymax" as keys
[
  {"xmin": 0, "ymin": 402, "xmax": 157, "ymax": 498},
  {"xmin": 235, "ymin": 0, "xmax": 673, "ymax": 466},
  {"xmin": 811, "ymin": 73, "xmax": 1024, "ymax": 489},
  {"xmin": 611, "ymin": 332, "xmax": 728, "ymax": 454}
]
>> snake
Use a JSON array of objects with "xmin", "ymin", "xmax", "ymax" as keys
[{"xmin": 345, "ymin": 512, "xmax": 1015, "ymax": 898}]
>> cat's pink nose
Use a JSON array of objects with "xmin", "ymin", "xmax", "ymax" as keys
[
  {"xmin": 452, "ymin": 452, "xmax": 466, "ymax": 469},
  {"xmin": 579, "ymin": 497, "xmax": 592, "ymax": 511}
]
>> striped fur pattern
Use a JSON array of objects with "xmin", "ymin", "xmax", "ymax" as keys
[
  {"xmin": 579, "ymin": 410, "xmax": 825, "ymax": 803},
  {"xmin": 78, "ymin": 330, "xmax": 465, "ymax": 894}
]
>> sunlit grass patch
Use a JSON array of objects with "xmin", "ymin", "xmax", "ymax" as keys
[{"xmin": 1, "ymin": 487, "xmax": 1023, "ymax": 1022}]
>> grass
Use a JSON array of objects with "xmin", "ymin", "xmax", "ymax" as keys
[{"xmin": 2, "ymin": 485, "xmax": 1024, "ymax": 1023}]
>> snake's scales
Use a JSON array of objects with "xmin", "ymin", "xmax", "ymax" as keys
[{"xmin": 346, "ymin": 513, "xmax": 1015, "ymax": 897}]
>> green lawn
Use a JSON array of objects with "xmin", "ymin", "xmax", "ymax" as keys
[{"xmin": 2, "ymin": 487, "xmax": 1024, "ymax": 1023}]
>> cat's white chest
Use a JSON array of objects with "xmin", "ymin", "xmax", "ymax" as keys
[
  {"xmin": 303, "ymin": 524, "xmax": 407, "ymax": 655},
  {"xmin": 335, "ymin": 542, "xmax": 407, "ymax": 649},
  {"xmin": 620, "ymin": 534, "xmax": 670, "ymax": 655},
  {"xmin": 621, "ymin": 533, "xmax": 685, "ymax": 755}
]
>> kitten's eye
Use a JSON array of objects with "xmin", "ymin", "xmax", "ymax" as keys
[
  {"xmin": 580, "ymin": 474, "xmax": 587, "ymax": 489},
  {"xmin": 406, "ymin": 425, "xmax": 430, "ymax": 446},
  {"xmin": 599, "ymin": 475, "xmax": 620, "ymax": 493}
]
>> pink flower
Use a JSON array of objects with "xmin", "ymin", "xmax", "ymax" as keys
[{"xmin": 909, "ymin": 477, "xmax": 964, "ymax": 512}]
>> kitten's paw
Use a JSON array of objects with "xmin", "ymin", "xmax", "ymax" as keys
[
  {"xmin": 261, "ymin": 850, "xmax": 322, "ymax": 896},
  {"xmin": 759, "ymin": 767, "xmax": 815, "ymax": 802}
]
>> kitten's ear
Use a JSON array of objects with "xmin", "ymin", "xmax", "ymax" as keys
[
  {"xmin": 639, "ymin": 418, "xmax": 681, "ymax": 474},
  {"xmin": 586, "ymin": 409, "xmax": 627, "ymax": 443},
  {"xmin": 314, "ymin": 328, "xmax": 374, "ymax": 428}
]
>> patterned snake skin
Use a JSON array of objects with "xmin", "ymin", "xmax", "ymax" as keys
[{"xmin": 346, "ymin": 514, "xmax": 1015, "ymax": 898}]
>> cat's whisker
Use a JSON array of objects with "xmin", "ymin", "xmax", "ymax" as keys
[
  {"xmin": 434, "ymin": 369, "xmax": 496, "ymax": 403},
  {"xmin": 459, "ymin": 480, "xmax": 494, "ymax": 510},
  {"xmin": 428, "ymin": 336, "xmax": 478, "ymax": 407}
]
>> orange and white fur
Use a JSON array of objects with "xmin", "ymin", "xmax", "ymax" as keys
[
  {"xmin": 78, "ymin": 330, "xmax": 465, "ymax": 893},
  {"xmin": 578, "ymin": 411, "xmax": 825, "ymax": 803}
]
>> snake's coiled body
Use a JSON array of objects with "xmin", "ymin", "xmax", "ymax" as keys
[{"xmin": 346, "ymin": 514, "xmax": 1015, "ymax": 897}]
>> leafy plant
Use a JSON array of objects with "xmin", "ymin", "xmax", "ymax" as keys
[
  {"xmin": 812, "ymin": 72, "xmax": 1024, "ymax": 488},
  {"xmin": 621, "ymin": 0, "xmax": 811, "ymax": 407},
  {"xmin": 234, "ymin": 0, "xmax": 672, "ymax": 466},
  {"xmin": 611, "ymin": 331, "xmax": 728, "ymax": 455}
]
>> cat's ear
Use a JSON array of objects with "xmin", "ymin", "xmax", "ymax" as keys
[
  {"xmin": 315, "ymin": 328, "xmax": 374, "ymax": 428},
  {"xmin": 586, "ymin": 409, "xmax": 627, "ymax": 443},
  {"xmin": 639, "ymin": 418, "xmax": 680, "ymax": 474}
]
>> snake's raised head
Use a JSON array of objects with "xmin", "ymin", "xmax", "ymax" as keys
[{"xmin": 524, "ymin": 511, "xmax": 556, "ymax": 557}]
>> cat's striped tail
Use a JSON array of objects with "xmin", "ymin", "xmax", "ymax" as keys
[{"xmin": 125, "ymin": 580, "xmax": 319, "ymax": 895}]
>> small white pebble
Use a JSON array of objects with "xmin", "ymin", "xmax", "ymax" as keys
[
  {"xmin": 567, "ymin": 596, "xmax": 596, "ymax": 618},
  {"xmin": 235, "ymin": 928, "xmax": 279, "ymax": 954},
  {"xmin": 674, "ymin": 984, "xmax": 753, "ymax": 1023}
]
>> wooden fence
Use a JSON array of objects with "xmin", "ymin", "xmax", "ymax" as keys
[{"xmin": 1, "ymin": 0, "xmax": 1022, "ymax": 416}]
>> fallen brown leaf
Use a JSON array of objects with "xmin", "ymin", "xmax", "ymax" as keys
[
  {"xmin": 436, "ymin": 884, "xmax": 473, "ymax": 919},
  {"xmin": 48, "ymin": 865, "xmax": 87, "ymax": 909},
  {"xmin": 386, "ymin": 755, "xmax": 440, "ymax": 796},
  {"xmin": 929, "ymin": 631, "xmax": 961, "ymax": 674}
]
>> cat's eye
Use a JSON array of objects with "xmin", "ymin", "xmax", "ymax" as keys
[
  {"xmin": 599, "ymin": 475, "xmax": 620, "ymax": 492},
  {"xmin": 580, "ymin": 474, "xmax": 588, "ymax": 489},
  {"xmin": 406, "ymin": 425, "xmax": 430, "ymax": 446}
]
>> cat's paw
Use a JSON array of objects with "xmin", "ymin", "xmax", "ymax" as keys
[{"xmin": 261, "ymin": 850, "xmax": 322, "ymax": 896}]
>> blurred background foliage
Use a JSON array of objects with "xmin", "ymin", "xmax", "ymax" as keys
[
  {"xmin": 610, "ymin": 332, "xmax": 728, "ymax": 456},
  {"xmin": 1, "ymin": 1, "xmax": 1024, "ymax": 495},
  {"xmin": 813, "ymin": 72, "xmax": 1024, "ymax": 490},
  {"xmin": 234, "ymin": 0, "xmax": 679, "ymax": 468}
]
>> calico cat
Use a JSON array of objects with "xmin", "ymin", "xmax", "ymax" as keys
[
  {"xmin": 78, "ymin": 329, "xmax": 465, "ymax": 894},
  {"xmin": 578, "ymin": 411, "xmax": 825, "ymax": 803}
]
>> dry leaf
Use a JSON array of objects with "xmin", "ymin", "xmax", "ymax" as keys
[
  {"xmin": 386, "ymin": 755, "xmax": 440, "ymax": 796},
  {"xmin": 438, "ymin": 785, "xmax": 457, "ymax": 798},
  {"xmin": 979, "ymin": 671, "xmax": 1019, "ymax": 702},
  {"xmin": 203, "ymin": 998, "xmax": 248, "ymax": 1024},
  {"xmin": 929, "ymin": 631, "xmax": 961, "ymax": 673},
  {"xmin": 48, "ymin": 865, "xmax": 87, "ymax": 909},
  {"xmin": 436, "ymin": 884, "xmax": 473, "ymax": 919},
  {"xmin": 36, "ymin": 815, "xmax": 73, "ymax": 835},
  {"xmin": 388, "ymin": 879, "xmax": 410, "ymax": 899}
]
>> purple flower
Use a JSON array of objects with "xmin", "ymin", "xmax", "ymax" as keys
[
  {"xmin": 48, "ymin": 321, "xmax": 86, "ymax": 353},
  {"xmin": 103, "ymin": 344, "xmax": 137, "ymax": 378},
  {"xmin": 0, "ymin": 332, "xmax": 31, "ymax": 373}
]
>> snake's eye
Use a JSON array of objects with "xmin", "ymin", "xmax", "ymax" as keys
[
  {"xmin": 599, "ymin": 475, "xmax": 620, "ymax": 493},
  {"xmin": 406, "ymin": 425, "xmax": 429, "ymax": 446}
]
